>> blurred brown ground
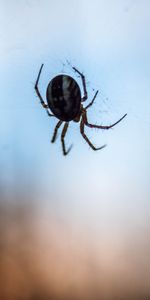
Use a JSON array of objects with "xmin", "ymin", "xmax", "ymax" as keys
[{"xmin": 0, "ymin": 195, "xmax": 150, "ymax": 300}]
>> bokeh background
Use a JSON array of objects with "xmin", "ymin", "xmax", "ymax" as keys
[{"xmin": 0, "ymin": 0, "xmax": 150, "ymax": 299}]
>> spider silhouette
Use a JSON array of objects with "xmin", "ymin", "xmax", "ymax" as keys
[{"xmin": 34, "ymin": 64, "xmax": 127, "ymax": 155}]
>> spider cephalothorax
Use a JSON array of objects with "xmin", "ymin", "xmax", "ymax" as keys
[{"xmin": 34, "ymin": 64, "xmax": 127, "ymax": 155}]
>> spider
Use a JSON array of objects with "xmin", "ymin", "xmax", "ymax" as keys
[{"xmin": 34, "ymin": 64, "xmax": 127, "ymax": 155}]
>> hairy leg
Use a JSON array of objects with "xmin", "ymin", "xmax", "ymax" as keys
[
  {"xmin": 34, "ymin": 64, "xmax": 54, "ymax": 117},
  {"xmin": 85, "ymin": 90, "xmax": 99, "ymax": 110},
  {"xmin": 51, "ymin": 120, "xmax": 63, "ymax": 143},
  {"xmin": 83, "ymin": 111, "xmax": 127, "ymax": 129},
  {"xmin": 80, "ymin": 118, "xmax": 106, "ymax": 151},
  {"xmin": 72, "ymin": 66, "xmax": 88, "ymax": 102},
  {"xmin": 61, "ymin": 123, "xmax": 73, "ymax": 155}
]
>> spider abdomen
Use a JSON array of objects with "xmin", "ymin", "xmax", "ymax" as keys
[{"xmin": 46, "ymin": 75, "xmax": 81, "ymax": 121}]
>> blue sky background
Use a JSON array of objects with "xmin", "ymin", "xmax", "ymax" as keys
[{"xmin": 0, "ymin": 0, "xmax": 150, "ymax": 298}]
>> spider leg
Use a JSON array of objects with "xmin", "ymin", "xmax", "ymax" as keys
[
  {"xmin": 83, "ymin": 111, "xmax": 127, "ymax": 130},
  {"xmin": 80, "ymin": 117, "xmax": 106, "ymax": 151},
  {"xmin": 61, "ymin": 122, "xmax": 73, "ymax": 155},
  {"xmin": 72, "ymin": 66, "xmax": 88, "ymax": 102},
  {"xmin": 85, "ymin": 90, "xmax": 99, "ymax": 110},
  {"xmin": 34, "ymin": 64, "xmax": 54, "ymax": 117},
  {"xmin": 51, "ymin": 120, "xmax": 63, "ymax": 143}
]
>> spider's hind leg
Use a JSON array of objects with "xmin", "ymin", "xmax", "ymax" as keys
[
  {"xmin": 51, "ymin": 120, "xmax": 63, "ymax": 143},
  {"xmin": 61, "ymin": 123, "xmax": 73, "ymax": 156},
  {"xmin": 80, "ymin": 117, "xmax": 106, "ymax": 151},
  {"xmin": 83, "ymin": 111, "xmax": 127, "ymax": 130}
]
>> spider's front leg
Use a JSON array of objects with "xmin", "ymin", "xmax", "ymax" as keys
[
  {"xmin": 80, "ymin": 117, "xmax": 106, "ymax": 151},
  {"xmin": 34, "ymin": 64, "xmax": 54, "ymax": 117},
  {"xmin": 72, "ymin": 66, "xmax": 88, "ymax": 102},
  {"xmin": 85, "ymin": 90, "xmax": 99, "ymax": 110},
  {"xmin": 61, "ymin": 123, "xmax": 73, "ymax": 155}
]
